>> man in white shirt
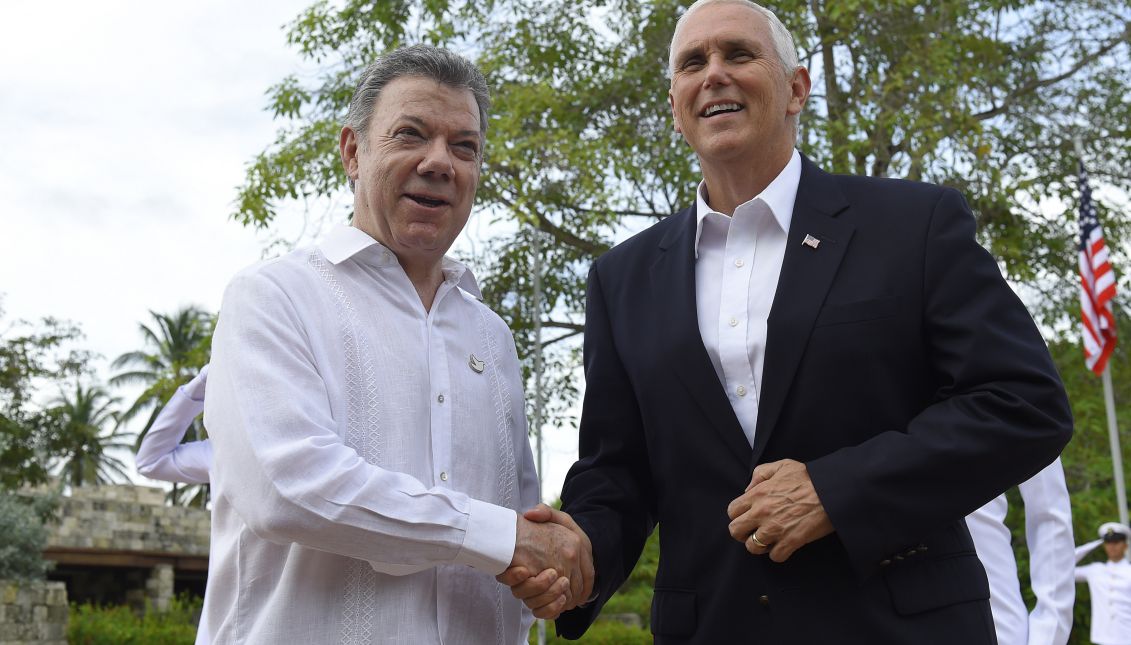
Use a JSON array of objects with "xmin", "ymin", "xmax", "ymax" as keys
[
  {"xmin": 966, "ymin": 458, "xmax": 1075, "ymax": 645},
  {"xmin": 201, "ymin": 44, "xmax": 591, "ymax": 644},
  {"xmin": 1075, "ymin": 522, "xmax": 1131, "ymax": 645}
]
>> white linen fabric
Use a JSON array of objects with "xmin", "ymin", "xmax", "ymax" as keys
[
  {"xmin": 966, "ymin": 458, "xmax": 1074, "ymax": 645},
  {"xmin": 134, "ymin": 365, "xmax": 212, "ymax": 485},
  {"xmin": 693, "ymin": 149, "xmax": 800, "ymax": 446},
  {"xmin": 200, "ymin": 225, "xmax": 538, "ymax": 644},
  {"xmin": 1075, "ymin": 558, "xmax": 1131, "ymax": 645}
]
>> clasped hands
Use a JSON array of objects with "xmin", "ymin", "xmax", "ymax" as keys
[
  {"xmin": 726, "ymin": 458, "xmax": 834, "ymax": 562},
  {"xmin": 496, "ymin": 504, "xmax": 594, "ymax": 619},
  {"xmin": 496, "ymin": 460, "xmax": 830, "ymax": 619}
]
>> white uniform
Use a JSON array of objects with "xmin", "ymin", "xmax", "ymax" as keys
[
  {"xmin": 1076, "ymin": 524, "xmax": 1131, "ymax": 645},
  {"xmin": 134, "ymin": 365, "xmax": 212, "ymax": 484},
  {"xmin": 967, "ymin": 458, "xmax": 1075, "ymax": 645}
]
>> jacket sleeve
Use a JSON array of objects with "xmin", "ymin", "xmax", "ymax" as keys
[
  {"xmin": 807, "ymin": 187, "xmax": 1073, "ymax": 577},
  {"xmin": 556, "ymin": 264, "xmax": 657, "ymax": 640}
]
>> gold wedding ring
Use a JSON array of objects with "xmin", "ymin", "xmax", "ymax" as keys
[{"xmin": 749, "ymin": 532, "xmax": 769, "ymax": 548}]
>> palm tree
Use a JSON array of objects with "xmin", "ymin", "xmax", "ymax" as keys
[
  {"xmin": 49, "ymin": 383, "xmax": 133, "ymax": 487},
  {"xmin": 111, "ymin": 306, "xmax": 213, "ymax": 505}
]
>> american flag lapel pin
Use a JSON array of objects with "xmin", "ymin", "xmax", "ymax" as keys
[{"xmin": 802, "ymin": 234, "xmax": 821, "ymax": 250}]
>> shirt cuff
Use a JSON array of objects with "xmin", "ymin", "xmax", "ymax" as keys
[{"xmin": 453, "ymin": 500, "xmax": 517, "ymax": 575}]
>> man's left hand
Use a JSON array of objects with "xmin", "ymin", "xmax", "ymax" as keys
[{"xmin": 726, "ymin": 459, "xmax": 834, "ymax": 563}]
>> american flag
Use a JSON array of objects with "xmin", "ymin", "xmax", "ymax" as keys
[{"xmin": 1079, "ymin": 161, "xmax": 1117, "ymax": 375}]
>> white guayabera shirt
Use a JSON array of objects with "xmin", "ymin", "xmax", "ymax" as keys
[{"xmin": 201, "ymin": 225, "xmax": 538, "ymax": 645}]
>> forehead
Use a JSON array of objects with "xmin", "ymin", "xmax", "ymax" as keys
[
  {"xmin": 672, "ymin": 3, "xmax": 772, "ymax": 54},
  {"xmin": 370, "ymin": 76, "xmax": 481, "ymax": 131}
]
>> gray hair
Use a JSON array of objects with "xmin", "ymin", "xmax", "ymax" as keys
[
  {"xmin": 668, "ymin": 0, "xmax": 800, "ymax": 77},
  {"xmin": 344, "ymin": 44, "xmax": 490, "ymax": 147}
]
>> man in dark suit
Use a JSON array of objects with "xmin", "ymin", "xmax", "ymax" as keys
[{"xmin": 498, "ymin": 0, "xmax": 1073, "ymax": 641}]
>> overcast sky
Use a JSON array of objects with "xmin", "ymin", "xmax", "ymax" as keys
[{"xmin": 0, "ymin": 0, "xmax": 577, "ymax": 500}]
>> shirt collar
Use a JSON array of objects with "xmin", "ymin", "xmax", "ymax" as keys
[
  {"xmin": 318, "ymin": 224, "xmax": 482, "ymax": 298},
  {"xmin": 693, "ymin": 148, "xmax": 802, "ymax": 257}
]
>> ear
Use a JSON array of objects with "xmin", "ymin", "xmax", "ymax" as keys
[
  {"xmin": 786, "ymin": 66, "xmax": 812, "ymax": 117},
  {"xmin": 339, "ymin": 126, "xmax": 360, "ymax": 181},
  {"xmin": 668, "ymin": 90, "xmax": 683, "ymax": 134}
]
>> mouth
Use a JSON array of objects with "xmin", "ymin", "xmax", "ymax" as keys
[
  {"xmin": 404, "ymin": 192, "xmax": 449, "ymax": 208},
  {"xmin": 700, "ymin": 102, "xmax": 744, "ymax": 118}
]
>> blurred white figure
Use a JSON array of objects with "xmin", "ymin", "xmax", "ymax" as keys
[
  {"xmin": 1075, "ymin": 522, "xmax": 1131, "ymax": 645},
  {"xmin": 966, "ymin": 458, "xmax": 1074, "ymax": 645},
  {"xmin": 134, "ymin": 364, "xmax": 212, "ymax": 485}
]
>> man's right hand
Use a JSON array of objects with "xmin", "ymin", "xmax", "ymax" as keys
[{"xmin": 497, "ymin": 504, "xmax": 594, "ymax": 619}]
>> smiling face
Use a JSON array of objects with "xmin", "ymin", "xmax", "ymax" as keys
[
  {"xmin": 340, "ymin": 76, "xmax": 482, "ymax": 267},
  {"xmin": 668, "ymin": 2, "xmax": 808, "ymax": 168}
]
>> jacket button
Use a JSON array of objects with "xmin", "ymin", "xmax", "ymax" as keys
[
  {"xmin": 880, "ymin": 559, "xmax": 892, "ymax": 567},
  {"xmin": 758, "ymin": 595, "xmax": 770, "ymax": 606}
]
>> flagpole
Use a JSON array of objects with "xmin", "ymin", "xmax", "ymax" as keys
[
  {"xmin": 531, "ymin": 228, "xmax": 547, "ymax": 645},
  {"xmin": 1076, "ymin": 135, "xmax": 1129, "ymax": 525},
  {"xmin": 1101, "ymin": 366, "xmax": 1129, "ymax": 526}
]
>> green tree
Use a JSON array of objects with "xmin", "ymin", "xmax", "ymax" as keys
[
  {"xmin": 48, "ymin": 383, "xmax": 132, "ymax": 487},
  {"xmin": 111, "ymin": 306, "xmax": 213, "ymax": 505},
  {"xmin": 233, "ymin": 0, "xmax": 1130, "ymax": 422},
  {"xmin": 0, "ymin": 299, "xmax": 92, "ymax": 491}
]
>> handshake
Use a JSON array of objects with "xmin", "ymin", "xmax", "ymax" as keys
[{"xmin": 497, "ymin": 504, "xmax": 595, "ymax": 620}]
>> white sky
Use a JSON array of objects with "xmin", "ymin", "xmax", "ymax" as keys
[{"xmin": 0, "ymin": 0, "xmax": 578, "ymax": 501}]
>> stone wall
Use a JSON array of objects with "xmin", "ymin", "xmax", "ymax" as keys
[
  {"xmin": 0, "ymin": 580, "xmax": 67, "ymax": 645},
  {"xmin": 49, "ymin": 485, "xmax": 209, "ymax": 555}
]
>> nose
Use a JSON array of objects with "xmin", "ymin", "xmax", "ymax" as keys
[
  {"xmin": 417, "ymin": 138, "xmax": 454, "ymax": 180},
  {"xmin": 702, "ymin": 54, "xmax": 730, "ymax": 88}
]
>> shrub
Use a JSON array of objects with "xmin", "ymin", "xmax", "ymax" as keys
[
  {"xmin": 0, "ymin": 491, "xmax": 56, "ymax": 581},
  {"xmin": 67, "ymin": 593, "xmax": 202, "ymax": 645}
]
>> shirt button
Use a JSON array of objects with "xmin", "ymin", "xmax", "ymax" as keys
[
  {"xmin": 729, "ymin": 317, "xmax": 738, "ymax": 327},
  {"xmin": 736, "ymin": 385, "xmax": 747, "ymax": 397},
  {"xmin": 440, "ymin": 471, "xmax": 448, "ymax": 481},
  {"xmin": 735, "ymin": 259, "xmax": 745, "ymax": 268},
  {"xmin": 437, "ymin": 394, "xmax": 445, "ymax": 403},
  {"xmin": 758, "ymin": 595, "xmax": 769, "ymax": 606}
]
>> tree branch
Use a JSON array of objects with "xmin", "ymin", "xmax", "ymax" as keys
[{"xmin": 973, "ymin": 31, "xmax": 1129, "ymax": 121}]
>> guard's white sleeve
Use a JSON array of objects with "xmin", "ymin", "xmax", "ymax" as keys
[
  {"xmin": 135, "ymin": 384, "xmax": 212, "ymax": 485},
  {"xmin": 1019, "ymin": 458, "xmax": 1074, "ymax": 645},
  {"xmin": 1075, "ymin": 539, "xmax": 1103, "ymax": 564}
]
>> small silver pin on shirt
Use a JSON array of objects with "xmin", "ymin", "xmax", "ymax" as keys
[
  {"xmin": 469, "ymin": 354, "xmax": 485, "ymax": 373},
  {"xmin": 802, "ymin": 234, "xmax": 821, "ymax": 250}
]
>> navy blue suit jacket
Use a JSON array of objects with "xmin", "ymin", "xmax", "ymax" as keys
[{"xmin": 556, "ymin": 157, "xmax": 1072, "ymax": 644}]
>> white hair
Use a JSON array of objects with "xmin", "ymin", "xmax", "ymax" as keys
[{"xmin": 668, "ymin": 0, "xmax": 800, "ymax": 76}]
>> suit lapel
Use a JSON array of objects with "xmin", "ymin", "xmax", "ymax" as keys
[
  {"xmin": 751, "ymin": 158, "xmax": 854, "ymax": 466},
  {"xmin": 651, "ymin": 207, "xmax": 752, "ymax": 468}
]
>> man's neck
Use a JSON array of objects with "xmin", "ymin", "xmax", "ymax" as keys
[
  {"xmin": 700, "ymin": 147, "xmax": 792, "ymax": 216},
  {"xmin": 399, "ymin": 257, "xmax": 446, "ymax": 312}
]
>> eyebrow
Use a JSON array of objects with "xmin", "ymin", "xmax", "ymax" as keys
[
  {"xmin": 674, "ymin": 37, "xmax": 763, "ymax": 67},
  {"xmin": 401, "ymin": 115, "xmax": 481, "ymax": 141}
]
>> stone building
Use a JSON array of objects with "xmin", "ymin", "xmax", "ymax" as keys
[{"xmin": 43, "ymin": 484, "xmax": 209, "ymax": 611}]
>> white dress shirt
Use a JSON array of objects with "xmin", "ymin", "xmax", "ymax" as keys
[
  {"xmin": 201, "ymin": 225, "xmax": 538, "ymax": 644},
  {"xmin": 966, "ymin": 458, "xmax": 1074, "ymax": 645},
  {"xmin": 1076, "ymin": 552, "xmax": 1131, "ymax": 644},
  {"xmin": 694, "ymin": 149, "xmax": 800, "ymax": 445},
  {"xmin": 134, "ymin": 366, "xmax": 212, "ymax": 485}
]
